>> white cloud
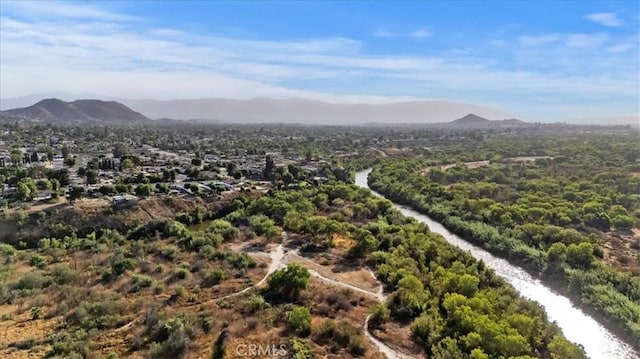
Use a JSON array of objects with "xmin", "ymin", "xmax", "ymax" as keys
[
  {"xmin": 0, "ymin": 2, "xmax": 637, "ymax": 120},
  {"xmin": 372, "ymin": 27, "xmax": 431, "ymax": 39},
  {"xmin": 410, "ymin": 28, "xmax": 431, "ymax": 39},
  {"xmin": 585, "ymin": 12, "xmax": 624, "ymax": 27},
  {"xmin": 2, "ymin": 0, "xmax": 138, "ymax": 22},
  {"xmin": 518, "ymin": 34, "xmax": 560, "ymax": 46},
  {"xmin": 489, "ymin": 39, "xmax": 507, "ymax": 47},
  {"xmin": 372, "ymin": 28, "xmax": 398, "ymax": 38},
  {"xmin": 566, "ymin": 33, "xmax": 607, "ymax": 47},
  {"xmin": 607, "ymin": 44, "xmax": 634, "ymax": 53}
]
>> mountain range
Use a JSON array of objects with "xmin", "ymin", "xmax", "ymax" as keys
[
  {"xmin": 0, "ymin": 97, "xmax": 529, "ymax": 127},
  {"xmin": 116, "ymin": 97, "xmax": 514, "ymax": 125},
  {"xmin": 0, "ymin": 99, "xmax": 150, "ymax": 124},
  {"xmin": 1, "ymin": 95, "xmax": 518, "ymax": 125}
]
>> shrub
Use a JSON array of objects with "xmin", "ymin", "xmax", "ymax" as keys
[
  {"xmin": 202, "ymin": 268, "xmax": 227, "ymax": 287},
  {"xmin": 612, "ymin": 215, "xmax": 634, "ymax": 231},
  {"xmin": 172, "ymin": 267, "xmax": 189, "ymax": 281},
  {"xmin": 48, "ymin": 329, "xmax": 90, "ymax": 357},
  {"xmin": 266, "ymin": 263, "xmax": 310, "ymax": 302},
  {"xmin": 244, "ymin": 294, "xmax": 267, "ymax": 313},
  {"xmin": 207, "ymin": 219, "xmax": 240, "ymax": 241},
  {"xmin": 170, "ymin": 286, "xmax": 187, "ymax": 302},
  {"xmin": 348, "ymin": 335, "xmax": 367, "ymax": 356},
  {"xmin": 147, "ymin": 313, "xmax": 196, "ymax": 358},
  {"xmin": 198, "ymin": 244, "xmax": 217, "ymax": 259},
  {"xmin": 130, "ymin": 274, "xmax": 154, "ymax": 292},
  {"xmin": 165, "ymin": 220, "xmax": 188, "ymax": 237},
  {"xmin": 154, "ymin": 284, "xmax": 165, "ymax": 295},
  {"xmin": 202, "ymin": 317, "xmax": 214, "ymax": 333},
  {"xmin": 111, "ymin": 254, "xmax": 137, "ymax": 275},
  {"xmin": 368, "ymin": 303, "xmax": 390, "ymax": 327},
  {"xmin": 289, "ymin": 337, "xmax": 313, "ymax": 359},
  {"xmin": 159, "ymin": 245, "xmax": 181, "ymax": 261},
  {"xmin": 13, "ymin": 273, "xmax": 53, "ymax": 290},
  {"xmin": 288, "ymin": 306, "xmax": 311, "ymax": 336},
  {"xmin": 29, "ymin": 254, "xmax": 47, "ymax": 269},
  {"xmin": 31, "ymin": 306, "xmax": 42, "ymax": 320},
  {"xmin": 13, "ymin": 336, "xmax": 36, "ymax": 349},
  {"xmin": 0, "ymin": 244, "xmax": 17, "ymax": 256},
  {"xmin": 68, "ymin": 296, "xmax": 126, "ymax": 330},
  {"xmin": 313, "ymin": 319, "xmax": 364, "ymax": 353},
  {"xmin": 102, "ymin": 255, "xmax": 137, "ymax": 282},
  {"xmin": 52, "ymin": 265, "xmax": 79, "ymax": 285}
]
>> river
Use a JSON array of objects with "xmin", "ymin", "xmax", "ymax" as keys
[{"xmin": 355, "ymin": 169, "xmax": 638, "ymax": 359}]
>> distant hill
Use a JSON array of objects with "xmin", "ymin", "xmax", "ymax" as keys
[
  {"xmin": 0, "ymin": 99, "xmax": 150, "ymax": 124},
  {"xmin": 448, "ymin": 113, "xmax": 492, "ymax": 126},
  {"xmin": 434, "ymin": 113, "xmax": 528, "ymax": 129}
]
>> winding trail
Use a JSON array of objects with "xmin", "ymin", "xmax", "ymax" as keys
[
  {"xmin": 222, "ymin": 234, "xmax": 414, "ymax": 359},
  {"xmin": 115, "ymin": 230, "xmax": 412, "ymax": 358},
  {"xmin": 300, "ymin": 259, "xmax": 414, "ymax": 359},
  {"xmin": 285, "ymin": 250, "xmax": 414, "ymax": 359},
  {"xmin": 202, "ymin": 232, "xmax": 286, "ymax": 304}
]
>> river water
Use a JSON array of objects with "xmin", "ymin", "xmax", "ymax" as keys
[{"xmin": 355, "ymin": 169, "xmax": 638, "ymax": 359}]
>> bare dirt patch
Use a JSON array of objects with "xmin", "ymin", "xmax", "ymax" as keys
[{"xmin": 600, "ymin": 229, "xmax": 640, "ymax": 275}]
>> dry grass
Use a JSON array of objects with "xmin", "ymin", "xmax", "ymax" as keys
[
  {"xmin": 600, "ymin": 229, "xmax": 640, "ymax": 275},
  {"xmin": 0, "ymin": 228, "xmax": 405, "ymax": 359}
]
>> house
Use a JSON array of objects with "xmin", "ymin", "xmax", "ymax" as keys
[
  {"xmin": 113, "ymin": 194, "xmax": 138, "ymax": 208},
  {"xmin": 170, "ymin": 184, "xmax": 193, "ymax": 195},
  {"xmin": 312, "ymin": 176, "xmax": 329, "ymax": 185}
]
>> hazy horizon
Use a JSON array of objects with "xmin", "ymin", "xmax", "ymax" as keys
[{"xmin": 1, "ymin": 1, "xmax": 638, "ymax": 123}]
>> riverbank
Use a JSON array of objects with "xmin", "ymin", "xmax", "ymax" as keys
[{"xmin": 356, "ymin": 169, "xmax": 639, "ymax": 358}]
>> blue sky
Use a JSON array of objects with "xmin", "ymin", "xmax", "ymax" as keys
[{"xmin": 0, "ymin": 0, "xmax": 638, "ymax": 121}]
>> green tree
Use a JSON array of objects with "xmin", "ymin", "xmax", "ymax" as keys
[
  {"xmin": 390, "ymin": 274, "xmax": 429, "ymax": 319},
  {"xmin": 10, "ymin": 149, "xmax": 23, "ymax": 166},
  {"xmin": 431, "ymin": 337, "xmax": 463, "ymax": 359},
  {"xmin": 548, "ymin": 335, "xmax": 584, "ymax": 359},
  {"xmin": 135, "ymin": 184, "xmax": 154, "ymax": 198},
  {"xmin": 86, "ymin": 169, "xmax": 99, "ymax": 185},
  {"xmin": 369, "ymin": 303, "xmax": 391, "ymax": 327},
  {"xmin": 612, "ymin": 215, "xmax": 634, "ymax": 231},
  {"xmin": 36, "ymin": 179, "xmax": 52, "ymax": 191},
  {"xmin": 113, "ymin": 143, "xmax": 128, "ymax": 158},
  {"xmin": 50, "ymin": 178, "xmax": 60, "ymax": 198},
  {"xmin": 68, "ymin": 186, "xmax": 85, "ymax": 204},
  {"xmin": 266, "ymin": 263, "xmax": 310, "ymax": 302},
  {"xmin": 288, "ymin": 306, "xmax": 311, "ymax": 335},
  {"xmin": 566, "ymin": 242, "xmax": 594, "ymax": 269},
  {"xmin": 546, "ymin": 242, "xmax": 568, "ymax": 275},
  {"xmin": 264, "ymin": 155, "xmax": 275, "ymax": 180},
  {"xmin": 17, "ymin": 177, "xmax": 37, "ymax": 201},
  {"xmin": 62, "ymin": 145, "xmax": 70, "ymax": 160}
]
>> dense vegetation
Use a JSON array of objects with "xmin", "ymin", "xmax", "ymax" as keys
[
  {"xmin": 0, "ymin": 174, "xmax": 586, "ymax": 357},
  {"xmin": 368, "ymin": 133, "xmax": 640, "ymax": 347},
  {"xmin": 2, "ymin": 121, "xmax": 636, "ymax": 357}
]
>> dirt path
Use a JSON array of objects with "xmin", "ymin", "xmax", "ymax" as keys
[
  {"xmin": 299, "ymin": 257, "xmax": 415, "ymax": 359},
  {"xmin": 197, "ymin": 232, "xmax": 286, "ymax": 305},
  {"xmin": 116, "ymin": 231, "xmax": 414, "ymax": 358},
  {"xmin": 239, "ymin": 241, "xmax": 414, "ymax": 359},
  {"xmin": 212, "ymin": 233, "xmax": 286, "ymax": 302},
  {"xmin": 420, "ymin": 156, "xmax": 554, "ymax": 175},
  {"xmin": 114, "ymin": 233, "xmax": 288, "ymax": 331},
  {"xmin": 307, "ymin": 268, "xmax": 384, "ymax": 301}
]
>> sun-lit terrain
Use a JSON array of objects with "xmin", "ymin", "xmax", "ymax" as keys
[{"xmin": 0, "ymin": 1, "xmax": 638, "ymax": 359}]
